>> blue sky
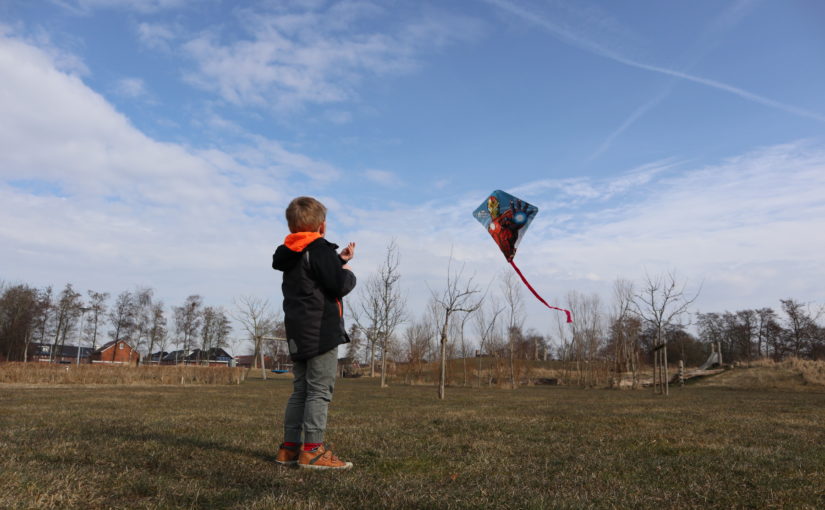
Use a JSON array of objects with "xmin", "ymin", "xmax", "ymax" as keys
[{"xmin": 1, "ymin": 0, "xmax": 824, "ymax": 345}]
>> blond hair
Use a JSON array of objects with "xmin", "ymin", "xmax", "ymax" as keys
[{"xmin": 285, "ymin": 196, "xmax": 327, "ymax": 233}]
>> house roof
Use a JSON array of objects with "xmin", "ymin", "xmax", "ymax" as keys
[
  {"xmin": 185, "ymin": 348, "xmax": 233, "ymax": 361},
  {"xmin": 31, "ymin": 343, "xmax": 94, "ymax": 358},
  {"xmin": 161, "ymin": 350, "xmax": 188, "ymax": 361},
  {"xmin": 93, "ymin": 340, "xmax": 136, "ymax": 353}
]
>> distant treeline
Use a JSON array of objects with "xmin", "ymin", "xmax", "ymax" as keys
[
  {"xmin": 2, "ymin": 278, "xmax": 823, "ymax": 378},
  {"xmin": 617, "ymin": 302, "xmax": 825, "ymax": 367},
  {"xmin": 0, "ymin": 281, "xmax": 233, "ymax": 363}
]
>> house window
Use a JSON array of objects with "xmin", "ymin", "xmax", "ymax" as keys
[{"xmin": 119, "ymin": 343, "xmax": 124, "ymax": 350}]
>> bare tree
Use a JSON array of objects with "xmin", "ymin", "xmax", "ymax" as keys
[
  {"xmin": 263, "ymin": 317, "xmax": 287, "ymax": 368},
  {"xmin": 565, "ymin": 290, "xmax": 604, "ymax": 387},
  {"xmin": 633, "ymin": 272, "xmax": 700, "ymax": 395},
  {"xmin": 780, "ymin": 299, "xmax": 821, "ymax": 359},
  {"xmin": 500, "ymin": 271, "xmax": 525, "ymax": 389},
  {"xmin": 0, "ymin": 284, "xmax": 39, "ymax": 361},
  {"xmin": 432, "ymin": 255, "xmax": 481, "ymax": 399},
  {"xmin": 351, "ymin": 285, "xmax": 380, "ymax": 377},
  {"xmin": 376, "ymin": 242, "xmax": 406, "ymax": 387},
  {"xmin": 133, "ymin": 287, "xmax": 154, "ymax": 363},
  {"xmin": 173, "ymin": 295, "xmax": 202, "ymax": 364},
  {"xmin": 455, "ymin": 309, "xmax": 475, "ymax": 386},
  {"xmin": 473, "ymin": 296, "xmax": 504, "ymax": 387},
  {"xmin": 85, "ymin": 290, "xmax": 109, "ymax": 352},
  {"xmin": 610, "ymin": 279, "xmax": 641, "ymax": 388},
  {"xmin": 353, "ymin": 241, "xmax": 406, "ymax": 387},
  {"xmin": 754, "ymin": 307, "xmax": 777, "ymax": 359},
  {"xmin": 29, "ymin": 287, "xmax": 53, "ymax": 361},
  {"xmin": 109, "ymin": 291, "xmax": 136, "ymax": 347},
  {"xmin": 145, "ymin": 301, "xmax": 167, "ymax": 363},
  {"xmin": 50, "ymin": 284, "xmax": 83, "ymax": 362},
  {"xmin": 233, "ymin": 295, "xmax": 278, "ymax": 379},
  {"xmin": 403, "ymin": 317, "xmax": 433, "ymax": 383},
  {"xmin": 200, "ymin": 306, "xmax": 232, "ymax": 363}
]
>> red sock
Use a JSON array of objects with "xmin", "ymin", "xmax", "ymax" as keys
[
  {"xmin": 303, "ymin": 442, "xmax": 322, "ymax": 451},
  {"xmin": 283, "ymin": 442, "xmax": 298, "ymax": 448}
]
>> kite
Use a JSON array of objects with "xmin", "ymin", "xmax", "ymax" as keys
[{"xmin": 473, "ymin": 190, "xmax": 573, "ymax": 323}]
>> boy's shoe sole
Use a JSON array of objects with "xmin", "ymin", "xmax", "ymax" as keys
[
  {"xmin": 275, "ymin": 460, "xmax": 298, "ymax": 467},
  {"xmin": 299, "ymin": 461, "xmax": 353, "ymax": 471}
]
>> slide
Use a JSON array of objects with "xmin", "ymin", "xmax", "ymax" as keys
[{"xmin": 698, "ymin": 350, "xmax": 721, "ymax": 370}]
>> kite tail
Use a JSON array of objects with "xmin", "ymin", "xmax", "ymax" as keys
[{"xmin": 508, "ymin": 260, "xmax": 573, "ymax": 323}]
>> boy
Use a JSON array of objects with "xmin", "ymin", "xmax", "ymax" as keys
[{"xmin": 271, "ymin": 196, "xmax": 356, "ymax": 470}]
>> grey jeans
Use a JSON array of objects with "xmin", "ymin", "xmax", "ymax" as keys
[{"xmin": 283, "ymin": 348, "xmax": 338, "ymax": 444}]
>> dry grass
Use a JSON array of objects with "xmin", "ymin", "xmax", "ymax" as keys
[
  {"xmin": 2, "ymin": 376, "xmax": 824, "ymax": 509},
  {"xmin": 0, "ymin": 362, "xmax": 247, "ymax": 385},
  {"xmin": 695, "ymin": 357, "xmax": 825, "ymax": 391},
  {"xmin": 396, "ymin": 358, "xmax": 619, "ymax": 388}
]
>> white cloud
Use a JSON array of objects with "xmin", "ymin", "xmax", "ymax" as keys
[
  {"xmin": 178, "ymin": 1, "xmax": 483, "ymax": 110},
  {"xmin": 54, "ymin": 0, "xmax": 192, "ymax": 14},
  {"xmin": 330, "ymin": 140, "xmax": 825, "ymax": 332},
  {"xmin": 324, "ymin": 110, "xmax": 352, "ymax": 125},
  {"xmin": 2, "ymin": 30, "xmax": 823, "ymax": 339},
  {"xmin": 362, "ymin": 169, "xmax": 403, "ymax": 188},
  {"xmin": 114, "ymin": 77, "xmax": 147, "ymax": 98},
  {"xmin": 136, "ymin": 22, "xmax": 181, "ymax": 51},
  {"xmin": 0, "ymin": 34, "xmax": 340, "ymax": 303}
]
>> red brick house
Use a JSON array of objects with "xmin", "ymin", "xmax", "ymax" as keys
[
  {"xmin": 235, "ymin": 354, "xmax": 276, "ymax": 369},
  {"xmin": 91, "ymin": 340, "xmax": 139, "ymax": 365}
]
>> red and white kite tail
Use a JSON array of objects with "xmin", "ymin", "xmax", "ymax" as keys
[{"xmin": 508, "ymin": 260, "xmax": 573, "ymax": 323}]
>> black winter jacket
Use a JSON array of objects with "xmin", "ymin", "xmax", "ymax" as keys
[{"xmin": 272, "ymin": 235, "xmax": 356, "ymax": 361}]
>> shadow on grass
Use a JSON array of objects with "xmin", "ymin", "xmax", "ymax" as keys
[{"xmin": 116, "ymin": 429, "xmax": 278, "ymax": 464}]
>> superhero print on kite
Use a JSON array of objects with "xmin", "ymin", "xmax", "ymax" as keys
[
  {"xmin": 473, "ymin": 190, "xmax": 573, "ymax": 323},
  {"xmin": 473, "ymin": 191, "xmax": 537, "ymax": 261}
]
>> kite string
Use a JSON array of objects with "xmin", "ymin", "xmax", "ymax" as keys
[{"xmin": 508, "ymin": 260, "xmax": 573, "ymax": 323}]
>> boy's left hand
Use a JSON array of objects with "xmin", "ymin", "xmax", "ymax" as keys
[{"xmin": 340, "ymin": 242, "xmax": 356, "ymax": 262}]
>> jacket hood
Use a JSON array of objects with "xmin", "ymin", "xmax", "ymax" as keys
[
  {"xmin": 284, "ymin": 232, "xmax": 322, "ymax": 252},
  {"xmin": 272, "ymin": 233, "xmax": 328, "ymax": 272},
  {"xmin": 272, "ymin": 244, "xmax": 301, "ymax": 272}
]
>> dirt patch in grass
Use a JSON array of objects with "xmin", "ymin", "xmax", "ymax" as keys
[{"xmin": 2, "ymin": 378, "xmax": 824, "ymax": 509}]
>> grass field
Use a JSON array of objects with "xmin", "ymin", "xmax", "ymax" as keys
[{"xmin": 2, "ymin": 373, "xmax": 824, "ymax": 509}]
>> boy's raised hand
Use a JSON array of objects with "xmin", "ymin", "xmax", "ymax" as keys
[{"xmin": 340, "ymin": 242, "xmax": 356, "ymax": 262}]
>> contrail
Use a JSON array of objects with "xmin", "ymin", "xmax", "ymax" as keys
[
  {"xmin": 483, "ymin": 0, "xmax": 825, "ymax": 124},
  {"xmin": 589, "ymin": 86, "xmax": 674, "ymax": 161}
]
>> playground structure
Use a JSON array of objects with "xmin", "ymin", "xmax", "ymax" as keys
[
  {"xmin": 672, "ymin": 342, "xmax": 725, "ymax": 385},
  {"xmin": 698, "ymin": 341, "xmax": 723, "ymax": 370}
]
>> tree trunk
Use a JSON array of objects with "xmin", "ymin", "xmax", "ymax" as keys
[
  {"xmin": 438, "ymin": 321, "xmax": 448, "ymax": 400},
  {"xmin": 653, "ymin": 346, "xmax": 659, "ymax": 394},
  {"xmin": 380, "ymin": 336, "xmax": 388, "ymax": 388},
  {"xmin": 370, "ymin": 339, "xmax": 376, "ymax": 377},
  {"xmin": 259, "ymin": 340, "xmax": 267, "ymax": 380},
  {"xmin": 509, "ymin": 338, "xmax": 516, "ymax": 390}
]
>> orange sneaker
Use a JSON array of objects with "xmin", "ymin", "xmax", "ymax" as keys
[
  {"xmin": 275, "ymin": 443, "xmax": 300, "ymax": 466},
  {"xmin": 298, "ymin": 444, "xmax": 353, "ymax": 471}
]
